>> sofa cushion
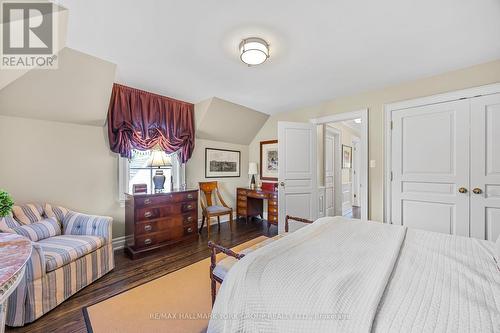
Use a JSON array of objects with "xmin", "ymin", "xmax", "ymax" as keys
[
  {"xmin": 0, "ymin": 215, "xmax": 21, "ymax": 232},
  {"xmin": 44, "ymin": 203, "xmax": 69, "ymax": 223},
  {"xmin": 9, "ymin": 217, "xmax": 61, "ymax": 242},
  {"xmin": 37, "ymin": 235, "xmax": 105, "ymax": 272},
  {"xmin": 213, "ymin": 234, "xmax": 285, "ymax": 280},
  {"xmin": 12, "ymin": 203, "xmax": 44, "ymax": 225}
]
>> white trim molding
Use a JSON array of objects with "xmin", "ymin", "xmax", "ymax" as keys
[
  {"xmin": 383, "ymin": 83, "xmax": 500, "ymax": 223},
  {"xmin": 112, "ymin": 236, "xmax": 126, "ymax": 250},
  {"xmin": 310, "ymin": 109, "xmax": 369, "ymax": 221}
]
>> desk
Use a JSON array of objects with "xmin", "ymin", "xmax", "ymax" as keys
[{"xmin": 236, "ymin": 188, "xmax": 278, "ymax": 228}]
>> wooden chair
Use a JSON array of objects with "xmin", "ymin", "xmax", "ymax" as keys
[{"xmin": 199, "ymin": 181, "xmax": 233, "ymax": 236}]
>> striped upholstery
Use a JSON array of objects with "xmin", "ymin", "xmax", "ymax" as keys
[
  {"xmin": 38, "ymin": 235, "xmax": 105, "ymax": 271},
  {"xmin": 44, "ymin": 204, "xmax": 69, "ymax": 223},
  {"xmin": 63, "ymin": 211, "xmax": 113, "ymax": 243},
  {"xmin": 0, "ymin": 215, "xmax": 21, "ymax": 231},
  {"xmin": 12, "ymin": 204, "xmax": 44, "ymax": 225},
  {"xmin": 5, "ymin": 207, "xmax": 114, "ymax": 327},
  {"xmin": 9, "ymin": 217, "xmax": 61, "ymax": 242}
]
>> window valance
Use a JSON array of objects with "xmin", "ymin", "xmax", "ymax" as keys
[{"xmin": 107, "ymin": 83, "xmax": 195, "ymax": 163}]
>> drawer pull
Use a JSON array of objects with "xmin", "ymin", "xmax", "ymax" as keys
[
  {"xmin": 187, "ymin": 227, "xmax": 193, "ymax": 233},
  {"xmin": 186, "ymin": 205, "xmax": 193, "ymax": 210},
  {"xmin": 144, "ymin": 238, "xmax": 152, "ymax": 245},
  {"xmin": 187, "ymin": 194, "xmax": 194, "ymax": 199},
  {"xmin": 144, "ymin": 211, "xmax": 153, "ymax": 218},
  {"xmin": 144, "ymin": 224, "xmax": 152, "ymax": 232},
  {"xmin": 186, "ymin": 216, "xmax": 193, "ymax": 222},
  {"xmin": 144, "ymin": 198, "xmax": 151, "ymax": 205}
]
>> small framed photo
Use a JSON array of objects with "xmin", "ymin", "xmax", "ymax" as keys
[
  {"xmin": 342, "ymin": 145, "xmax": 352, "ymax": 169},
  {"xmin": 260, "ymin": 140, "xmax": 278, "ymax": 181},
  {"xmin": 205, "ymin": 148, "xmax": 241, "ymax": 178}
]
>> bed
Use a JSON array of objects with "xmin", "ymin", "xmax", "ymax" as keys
[{"xmin": 207, "ymin": 216, "xmax": 500, "ymax": 332}]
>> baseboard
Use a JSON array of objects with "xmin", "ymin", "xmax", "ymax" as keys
[{"xmin": 112, "ymin": 236, "xmax": 126, "ymax": 250}]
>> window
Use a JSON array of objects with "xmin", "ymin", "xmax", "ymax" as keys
[{"xmin": 118, "ymin": 150, "xmax": 184, "ymax": 205}]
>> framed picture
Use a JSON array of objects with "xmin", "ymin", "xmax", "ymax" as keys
[
  {"xmin": 205, "ymin": 148, "xmax": 241, "ymax": 178},
  {"xmin": 260, "ymin": 140, "xmax": 278, "ymax": 181},
  {"xmin": 342, "ymin": 145, "xmax": 352, "ymax": 169}
]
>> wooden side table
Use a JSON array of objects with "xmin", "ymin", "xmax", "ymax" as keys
[{"xmin": 0, "ymin": 233, "xmax": 32, "ymax": 333}]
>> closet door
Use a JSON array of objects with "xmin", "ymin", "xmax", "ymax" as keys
[
  {"xmin": 470, "ymin": 93, "xmax": 500, "ymax": 240},
  {"xmin": 391, "ymin": 100, "xmax": 470, "ymax": 236}
]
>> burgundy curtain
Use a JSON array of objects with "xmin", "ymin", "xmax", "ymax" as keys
[{"xmin": 107, "ymin": 83, "xmax": 195, "ymax": 163}]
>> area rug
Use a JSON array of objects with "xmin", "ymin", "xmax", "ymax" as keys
[{"xmin": 83, "ymin": 236, "xmax": 268, "ymax": 333}]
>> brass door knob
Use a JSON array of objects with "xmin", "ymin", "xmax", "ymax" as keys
[
  {"xmin": 458, "ymin": 187, "xmax": 468, "ymax": 194},
  {"xmin": 473, "ymin": 188, "xmax": 483, "ymax": 194}
]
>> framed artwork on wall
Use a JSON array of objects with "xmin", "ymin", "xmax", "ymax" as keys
[
  {"xmin": 205, "ymin": 148, "xmax": 241, "ymax": 178},
  {"xmin": 342, "ymin": 144, "xmax": 352, "ymax": 169},
  {"xmin": 260, "ymin": 140, "xmax": 278, "ymax": 181}
]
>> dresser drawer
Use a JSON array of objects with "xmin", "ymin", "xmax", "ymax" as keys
[
  {"xmin": 237, "ymin": 195, "xmax": 247, "ymax": 202},
  {"xmin": 134, "ymin": 228, "xmax": 183, "ymax": 249},
  {"xmin": 237, "ymin": 200, "xmax": 247, "ymax": 208},
  {"xmin": 136, "ymin": 206, "xmax": 175, "ymax": 221},
  {"xmin": 171, "ymin": 191, "xmax": 198, "ymax": 202},
  {"xmin": 237, "ymin": 189, "xmax": 247, "ymax": 195},
  {"xmin": 181, "ymin": 202, "xmax": 196, "ymax": 213},
  {"xmin": 183, "ymin": 223, "xmax": 197, "ymax": 236},
  {"xmin": 247, "ymin": 192, "xmax": 267, "ymax": 199},
  {"xmin": 135, "ymin": 195, "xmax": 174, "ymax": 207},
  {"xmin": 268, "ymin": 199, "xmax": 278, "ymax": 207},
  {"xmin": 135, "ymin": 213, "xmax": 196, "ymax": 235},
  {"xmin": 268, "ymin": 206, "xmax": 278, "ymax": 214},
  {"xmin": 268, "ymin": 214, "xmax": 278, "ymax": 222},
  {"xmin": 237, "ymin": 208, "xmax": 247, "ymax": 216}
]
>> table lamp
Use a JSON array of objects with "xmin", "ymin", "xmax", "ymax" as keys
[
  {"xmin": 147, "ymin": 150, "xmax": 172, "ymax": 192},
  {"xmin": 248, "ymin": 162, "xmax": 258, "ymax": 189}
]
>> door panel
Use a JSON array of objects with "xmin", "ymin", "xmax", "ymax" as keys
[
  {"xmin": 278, "ymin": 122, "xmax": 317, "ymax": 233},
  {"xmin": 324, "ymin": 129, "xmax": 335, "ymax": 216},
  {"xmin": 470, "ymin": 93, "xmax": 500, "ymax": 240},
  {"xmin": 391, "ymin": 99, "xmax": 470, "ymax": 236}
]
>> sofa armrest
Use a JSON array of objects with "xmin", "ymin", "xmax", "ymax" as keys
[
  {"xmin": 26, "ymin": 242, "xmax": 46, "ymax": 281},
  {"xmin": 63, "ymin": 211, "xmax": 113, "ymax": 244}
]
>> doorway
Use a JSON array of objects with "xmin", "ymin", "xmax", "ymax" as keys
[{"xmin": 311, "ymin": 109, "xmax": 369, "ymax": 221}]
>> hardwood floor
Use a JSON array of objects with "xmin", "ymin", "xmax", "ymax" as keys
[{"xmin": 6, "ymin": 218, "xmax": 277, "ymax": 333}]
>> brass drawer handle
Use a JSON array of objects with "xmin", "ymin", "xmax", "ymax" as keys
[
  {"xmin": 458, "ymin": 187, "xmax": 468, "ymax": 194},
  {"xmin": 144, "ymin": 224, "xmax": 152, "ymax": 232},
  {"xmin": 187, "ymin": 194, "xmax": 193, "ymax": 199},
  {"xmin": 144, "ymin": 238, "xmax": 152, "ymax": 245},
  {"xmin": 473, "ymin": 188, "xmax": 483, "ymax": 194},
  {"xmin": 186, "ymin": 205, "xmax": 193, "ymax": 210},
  {"xmin": 186, "ymin": 216, "xmax": 193, "ymax": 222},
  {"xmin": 144, "ymin": 198, "xmax": 152, "ymax": 205},
  {"xmin": 187, "ymin": 227, "xmax": 193, "ymax": 233},
  {"xmin": 144, "ymin": 211, "xmax": 153, "ymax": 218}
]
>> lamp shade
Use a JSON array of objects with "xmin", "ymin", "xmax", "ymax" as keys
[
  {"xmin": 248, "ymin": 162, "xmax": 258, "ymax": 175},
  {"xmin": 147, "ymin": 150, "xmax": 172, "ymax": 168}
]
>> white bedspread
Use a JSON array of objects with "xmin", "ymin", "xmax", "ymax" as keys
[
  {"xmin": 208, "ymin": 217, "xmax": 406, "ymax": 333},
  {"xmin": 373, "ymin": 229, "xmax": 500, "ymax": 332}
]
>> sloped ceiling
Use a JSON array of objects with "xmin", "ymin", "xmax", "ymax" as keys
[
  {"xmin": 195, "ymin": 97, "xmax": 269, "ymax": 145},
  {"xmin": 0, "ymin": 47, "xmax": 116, "ymax": 126}
]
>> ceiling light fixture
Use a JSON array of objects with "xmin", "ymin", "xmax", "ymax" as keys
[{"xmin": 239, "ymin": 37, "xmax": 269, "ymax": 66}]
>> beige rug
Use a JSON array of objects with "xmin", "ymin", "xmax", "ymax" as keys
[{"xmin": 84, "ymin": 236, "xmax": 268, "ymax": 333}]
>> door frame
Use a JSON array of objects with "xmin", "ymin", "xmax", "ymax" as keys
[
  {"xmin": 383, "ymin": 83, "xmax": 500, "ymax": 223},
  {"xmin": 352, "ymin": 137, "xmax": 361, "ymax": 207},
  {"xmin": 324, "ymin": 125, "xmax": 342, "ymax": 216},
  {"xmin": 311, "ymin": 109, "xmax": 368, "ymax": 221}
]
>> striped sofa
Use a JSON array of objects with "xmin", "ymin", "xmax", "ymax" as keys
[{"xmin": 0, "ymin": 203, "xmax": 114, "ymax": 326}]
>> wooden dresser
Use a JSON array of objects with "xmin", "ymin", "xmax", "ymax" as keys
[
  {"xmin": 236, "ymin": 188, "xmax": 278, "ymax": 227},
  {"xmin": 124, "ymin": 189, "xmax": 198, "ymax": 259}
]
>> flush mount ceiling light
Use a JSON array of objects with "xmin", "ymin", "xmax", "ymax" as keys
[{"xmin": 239, "ymin": 37, "xmax": 269, "ymax": 66}]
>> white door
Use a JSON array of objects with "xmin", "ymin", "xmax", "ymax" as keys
[
  {"xmin": 391, "ymin": 100, "xmax": 470, "ymax": 236},
  {"xmin": 324, "ymin": 128, "xmax": 335, "ymax": 216},
  {"xmin": 470, "ymin": 93, "xmax": 500, "ymax": 240},
  {"xmin": 352, "ymin": 139, "xmax": 361, "ymax": 207},
  {"xmin": 278, "ymin": 122, "xmax": 317, "ymax": 233}
]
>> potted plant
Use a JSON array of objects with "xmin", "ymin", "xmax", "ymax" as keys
[{"xmin": 0, "ymin": 190, "xmax": 14, "ymax": 217}]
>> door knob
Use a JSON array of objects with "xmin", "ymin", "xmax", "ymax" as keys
[
  {"xmin": 458, "ymin": 187, "xmax": 468, "ymax": 194},
  {"xmin": 472, "ymin": 188, "xmax": 483, "ymax": 194},
  {"xmin": 280, "ymin": 182, "xmax": 285, "ymax": 187}
]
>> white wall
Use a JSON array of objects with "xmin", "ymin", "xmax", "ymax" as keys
[
  {"xmin": 0, "ymin": 115, "xmax": 125, "ymax": 237},
  {"xmin": 185, "ymin": 138, "xmax": 249, "ymax": 225},
  {"xmin": 249, "ymin": 59, "xmax": 500, "ymax": 222}
]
